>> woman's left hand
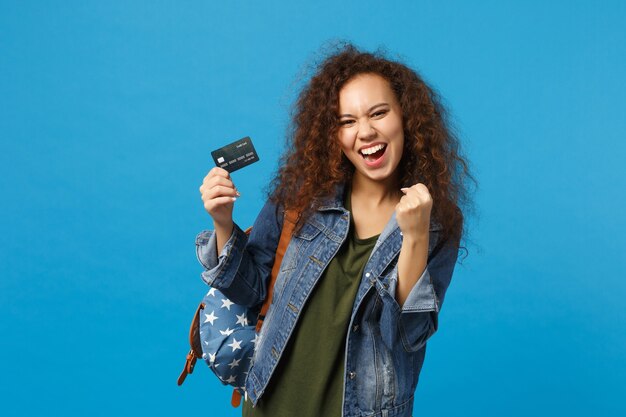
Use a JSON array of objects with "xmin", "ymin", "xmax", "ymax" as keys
[{"xmin": 395, "ymin": 183, "xmax": 433, "ymax": 239}]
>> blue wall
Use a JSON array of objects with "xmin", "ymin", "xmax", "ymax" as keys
[{"xmin": 1, "ymin": 1, "xmax": 624, "ymax": 415}]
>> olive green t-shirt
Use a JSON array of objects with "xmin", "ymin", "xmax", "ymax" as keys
[{"xmin": 242, "ymin": 188, "xmax": 379, "ymax": 417}]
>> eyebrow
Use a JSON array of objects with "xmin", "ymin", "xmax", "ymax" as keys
[{"xmin": 339, "ymin": 103, "xmax": 389, "ymax": 118}]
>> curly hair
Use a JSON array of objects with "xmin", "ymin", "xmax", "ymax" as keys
[{"xmin": 267, "ymin": 42, "xmax": 476, "ymax": 252}]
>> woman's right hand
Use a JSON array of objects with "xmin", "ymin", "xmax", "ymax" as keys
[{"xmin": 199, "ymin": 167, "xmax": 240, "ymax": 228}]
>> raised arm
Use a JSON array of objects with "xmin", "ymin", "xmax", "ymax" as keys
[
  {"xmin": 195, "ymin": 195, "xmax": 284, "ymax": 308},
  {"xmin": 378, "ymin": 232, "xmax": 459, "ymax": 352}
]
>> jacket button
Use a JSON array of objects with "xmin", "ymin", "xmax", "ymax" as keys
[
  {"xmin": 349, "ymin": 371, "xmax": 356, "ymax": 379},
  {"xmin": 365, "ymin": 272, "xmax": 371, "ymax": 278}
]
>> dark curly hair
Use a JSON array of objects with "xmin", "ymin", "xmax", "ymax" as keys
[{"xmin": 267, "ymin": 42, "xmax": 476, "ymax": 253}]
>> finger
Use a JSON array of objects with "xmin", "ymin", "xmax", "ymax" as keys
[
  {"xmin": 201, "ymin": 177, "xmax": 238, "ymax": 196},
  {"xmin": 204, "ymin": 196, "xmax": 237, "ymax": 211},
  {"xmin": 203, "ymin": 185, "xmax": 240, "ymax": 200},
  {"xmin": 204, "ymin": 171, "xmax": 232, "ymax": 187},
  {"xmin": 414, "ymin": 188, "xmax": 432, "ymax": 204},
  {"xmin": 396, "ymin": 198, "xmax": 412, "ymax": 211},
  {"xmin": 400, "ymin": 185, "xmax": 421, "ymax": 196},
  {"xmin": 400, "ymin": 199, "xmax": 416, "ymax": 210},
  {"xmin": 413, "ymin": 183, "xmax": 430, "ymax": 196},
  {"xmin": 209, "ymin": 166, "xmax": 232, "ymax": 180},
  {"xmin": 403, "ymin": 184, "xmax": 431, "ymax": 201},
  {"xmin": 205, "ymin": 175, "xmax": 236, "ymax": 190},
  {"xmin": 400, "ymin": 194, "xmax": 422, "ymax": 209},
  {"xmin": 200, "ymin": 181, "xmax": 229, "ymax": 195}
]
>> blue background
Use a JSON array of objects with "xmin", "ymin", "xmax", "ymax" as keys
[{"xmin": 1, "ymin": 1, "xmax": 625, "ymax": 415}]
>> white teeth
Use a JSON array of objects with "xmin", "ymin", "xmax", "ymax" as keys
[{"xmin": 360, "ymin": 144, "xmax": 386, "ymax": 155}]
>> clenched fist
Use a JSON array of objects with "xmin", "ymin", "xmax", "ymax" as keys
[
  {"xmin": 199, "ymin": 167, "xmax": 240, "ymax": 228},
  {"xmin": 395, "ymin": 183, "xmax": 433, "ymax": 239}
]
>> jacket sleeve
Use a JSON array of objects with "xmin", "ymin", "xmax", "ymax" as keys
[
  {"xmin": 194, "ymin": 198, "xmax": 284, "ymax": 308},
  {"xmin": 378, "ymin": 233, "xmax": 459, "ymax": 352}
]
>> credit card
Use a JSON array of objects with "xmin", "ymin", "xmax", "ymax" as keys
[{"xmin": 211, "ymin": 136, "xmax": 260, "ymax": 173}]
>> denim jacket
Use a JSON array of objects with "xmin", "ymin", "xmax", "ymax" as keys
[{"xmin": 195, "ymin": 183, "xmax": 459, "ymax": 417}]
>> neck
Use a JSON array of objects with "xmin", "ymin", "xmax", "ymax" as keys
[{"xmin": 350, "ymin": 171, "xmax": 402, "ymax": 207}]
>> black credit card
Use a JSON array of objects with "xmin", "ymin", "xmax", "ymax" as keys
[{"xmin": 211, "ymin": 136, "xmax": 260, "ymax": 173}]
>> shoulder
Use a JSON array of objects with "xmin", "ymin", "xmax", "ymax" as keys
[{"xmin": 249, "ymin": 197, "xmax": 285, "ymax": 241}]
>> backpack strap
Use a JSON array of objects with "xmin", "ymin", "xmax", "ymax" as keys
[
  {"xmin": 177, "ymin": 300, "xmax": 205, "ymax": 385},
  {"xmin": 179, "ymin": 209, "xmax": 300, "ymax": 409},
  {"xmin": 233, "ymin": 209, "xmax": 298, "ymax": 407},
  {"xmin": 231, "ymin": 390, "xmax": 243, "ymax": 408},
  {"xmin": 255, "ymin": 209, "xmax": 299, "ymax": 333}
]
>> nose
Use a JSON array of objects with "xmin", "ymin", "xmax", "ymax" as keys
[{"xmin": 357, "ymin": 118, "xmax": 377, "ymax": 140}]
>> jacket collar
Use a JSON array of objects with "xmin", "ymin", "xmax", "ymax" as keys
[{"xmin": 317, "ymin": 182, "xmax": 348, "ymax": 211}]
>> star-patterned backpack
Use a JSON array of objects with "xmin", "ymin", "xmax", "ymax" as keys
[{"xmin": 178, "ymin": 209, "xmax": 299, "ymax": 407}]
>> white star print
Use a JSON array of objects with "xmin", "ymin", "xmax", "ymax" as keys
[
  {"xmin": 235, "ymin": 313, "xmax": 248, "ymax": 326},
  {"xmin": 219, "ymin": 327, "xmax": 234, "ymax": 336},
  {"xmin": 221, "ymin": 298, "xmax": 234, "ymax": 310},
  {"xmin": 204, "ymin": 310, "xmax": 218, "ymax": 325},
  {"xmin": 228, "ymin": 358, "xmax": 241, "ymax": 369},
  {"xmin": 251, "ymin": 334, "xmax": 259, "ymax": 345},
  {"xmin": 227, "ymin": 338, "xmax": 242, "ymax": 352},
  {"xmin": 208, "ymin": 352, "xmax": 216, "ymax": 363},
  {"xmin": 208, "ymin": 287, "xmax": 217, "ymax": 297},
  {"xmin": 225, "ymin": 375, "xmax": 237, "ymax": 384}
]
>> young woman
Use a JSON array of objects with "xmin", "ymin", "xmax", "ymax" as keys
[{"xmin": 198, "ymin": 43, "xmax": 474, "ymax": 417}]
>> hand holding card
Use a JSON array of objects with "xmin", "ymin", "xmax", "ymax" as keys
[
  {"xmin": 202, "ymin": 136, "xmax": 259, "ymax": 223},
  {"xmin": 199, "ymin": 165, "xmax": 241, "ymax": 254},
  {"xmin": 202, "ymin": 136, "xmax": 258, "ymax": 255},
  {"xmin": 199, "ymin": 165, "xmax": 239, "ymax": 224}
]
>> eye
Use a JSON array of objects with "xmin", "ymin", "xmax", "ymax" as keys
[
  {"xmin": 371, "ymin": 110, "xmax": 388, "ymax": 118},
  {"xmin": 340, "ymin": 119, "xmax": 355, "ymax": 126}
]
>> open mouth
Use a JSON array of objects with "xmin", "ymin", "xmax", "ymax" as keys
[{"xmin": 359, "ymin": 143, "xmax": 387, "ymax": 162}]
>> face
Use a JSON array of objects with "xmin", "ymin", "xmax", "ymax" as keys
[{"xmin": 337, "ymin": 73, "xmax": 404, "ymax": 185}]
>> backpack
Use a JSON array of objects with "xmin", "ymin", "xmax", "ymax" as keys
[{"xmin": 178, "ymin": 209, "xmax": 298, "ymax": 407}]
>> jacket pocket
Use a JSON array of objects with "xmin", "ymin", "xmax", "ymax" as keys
[{"xmin": 279, "ymin": 222, "xmax": 323, "ymax": 272}]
